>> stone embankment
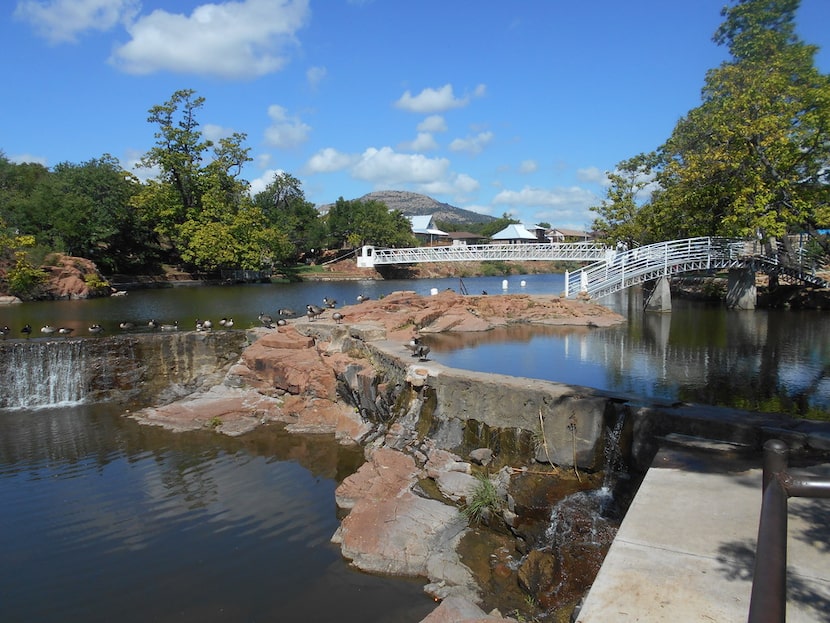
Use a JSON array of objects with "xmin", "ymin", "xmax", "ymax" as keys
[{"xmin": 117, "ymin": 291, "xmax": 830, "ymax": 622}]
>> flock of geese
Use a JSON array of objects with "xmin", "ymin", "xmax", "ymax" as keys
[{"xmin": 0, "ymin": 292, "xmax": 430, "ymax": 359}]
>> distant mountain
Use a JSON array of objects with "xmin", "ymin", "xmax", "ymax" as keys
[{"xmin": 318, "ymin": 190, "xmax": 496, "ymax": 227}]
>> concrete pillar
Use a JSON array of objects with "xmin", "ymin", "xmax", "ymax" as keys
[
  {"xmin": 726, "ymin": 268, "xmax": 756, "ymax": 310},
  {"xmin": 644, "ymin": 276, "xmax": 672, "ymax": 312}
]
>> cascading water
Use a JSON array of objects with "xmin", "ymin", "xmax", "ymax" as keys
[
  {"xmin": 0, "ymin": 340, "xmax": 88, "ymax": 408},
  {"xmin": 537, "ymin": 409, "xmax": 629, "ymax": 611}
]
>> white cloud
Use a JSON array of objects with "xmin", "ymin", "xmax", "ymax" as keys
[
  {"xmin": 248, "ymin": 167, "xmax": 286, "ymax": 195},
  {"xmin": 493, "ymin": 185, "xmax": 600, "ymax": 228},
  {"xmin": 576, "ymin": 166, "xmax": 605, "ymax": 184},
  {"xmin": 306, "ymin": 65, "xmax": 327, "ymax": 89},
  {"xmin": 264, "ymin": 104, "xmax": 311, "ymax": 148},
  {"xmin": 202, "ymin": 123, "xmax": 236, "ymax": 143},
  {"xmin": 306, "ymin": 147, "xmax": 354, "ymax": 173},
  {"xmin": 417, "ymin": 115, "xmax": 447, "ymax": 133},
  {"xmin": 15, "ymin": 0, "xmax": 139, "ymax": 44},
  {"xmin": 109, "ymin": 0, "xmax": 310, "ymax": 79},
  {"xmin": 394, "ymin": 83, "xmax": 485, "ymax": 114},
  {"xmin": 399, "ymin": 132, "xmax": 438, "ymax": 152},
  {"xmin": 352, "ymin": 146, "xmax": 450, "ymax": 185},
  {"xmin": 449, "ymin": 131, "xmax": 493, "ymax": 155},
  {"xmin": 519, "ymin": 159, "xmax": 538, "ymax": 174}
]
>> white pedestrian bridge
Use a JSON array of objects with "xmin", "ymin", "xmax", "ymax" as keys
[{"xmin": 357, "ymin": 236, "xmax": 828, "ymax": 299}]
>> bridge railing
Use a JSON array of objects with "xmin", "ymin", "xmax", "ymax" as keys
[
  {"xmin": 357, "ymin": 242, "xmax": 608, "ymax": 267},
  {"xmin": 563, "ymin": 237, "xmax": 745, "ymax": 299}
]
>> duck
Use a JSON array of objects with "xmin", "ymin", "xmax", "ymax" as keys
[
  {"xmin": 88, "ymin": 324, "xmax": 104, "ymax": 335},
  {"xmin": 21, "ymin": 324, "xmax": 32, "ymax": 338},
  {"xmin": 119, "ymin": 321, "xmax": 135, "ymax": 330},
  {"xmin": 323, "ymin": 297, "xmax": 337, "ymax": 308},
  {"xmin": 41, "ymin": 325, "xmax": 56, "ymax": 335},
  {"xmin": 160, "ymin": 320, "xmax": 178, "ymax": 331},
  {"xmin": 278, "ymin": 308, "xmax": 296, "ymax": 318},
  {"xmin": 58, "ymin": 327, "xmax": 74, "ymax": 338},
  {"xmin": 258, "ymin": 312, "xmax": 274, "ymax": 328},
  {"xmin": 332, "ymin": 311, "xmax": 344, "ymax": 324}
]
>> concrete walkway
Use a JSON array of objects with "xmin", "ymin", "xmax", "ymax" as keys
[{"xmin": 576, "ymin": 443, "xmax": 830, "ymax": 623}]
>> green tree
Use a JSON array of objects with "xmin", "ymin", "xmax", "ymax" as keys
[
  {"xmin": 590, "ymin": 153, "xmax": 659, "ymax": 246},
  {"xmin": 478, "ymin": 213, "xmax": 520, "ymax": 238},
  {"xmin": 651, "ymin": 0, "xmax": 830, "ymax": 247},
  {"xmin": 326, "ymin": 198, "xmax": 417, "ymax": 248},
  {"xmin": 252, "ymin": 172, "xmax": 325, "ymax": 257}
]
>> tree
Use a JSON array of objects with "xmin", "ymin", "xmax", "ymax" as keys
[
  {"xmin": 252, "ymin": 172, "xmax": 325, "ymax": 257},
  {"xmin": 590, "ymin": 153, "xmax": 659, "ymax": 246},
  {"xmin": 478, "ymin": 214, "xmax": 520, "ymax": 238},
  {"xmin": 651, "ymin": 0, "xmax": 830, "ymax": 247},
  {"xmin": 326, "ymin": 198, "xmax": 417, "ymax": 249}
]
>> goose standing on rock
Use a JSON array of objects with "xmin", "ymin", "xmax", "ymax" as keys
[
  {"xmin": 58, "ymin": 327, "xmax": 74, "ymax": 338},
  {"xmin": 332, "ymin": 312, "xmax": 344, "ymax": 324},
  {"xmin": 220, "ymin": 318, "xmax": 234, "ymax": 328},
  {"xmin": 323, "ymin": 297, "xmax": 337, "ymax": 308},
  {"xmin": 41, "ymin": 325, "xmax": 56, "ymax": 336},
  {"xmin": 88, "ymin": 324, "xmax": 104, "ymax": 335},
  {"xmin": 148, "ymin": 319, "xmax": 159, "ymax": 330},
  {"xmin": 278, "ymin": 308, "xmax": 296, "ymax": 318},
  {"xmin": 357, "ymin": 294, "xmax": 370, "ymax": 303},
  {"xmin": 119, "ymin": 321, "xmax": 135, "ymax": 331},
  {"xmin": 0, "ymin": 326, "xmax": 10, "ymax": 339},
  {"xmin": 258, "ymin": 313, "xmax": 274, "ymax": 328},
  {"xmin": 160, "ymin": 321, "xmax": 178, "ymax": 331},
  {"xmin": 21, "ymin": 324, "xmax": 32, "ymax": 338},
  {"xmin": 306, "ymin": 304, "xmax": 324, "ymax": 321}
]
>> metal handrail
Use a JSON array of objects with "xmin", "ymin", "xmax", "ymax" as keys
[{"xmin": 747, "ymin": 439, "xmax": 830, "ymax": 623}]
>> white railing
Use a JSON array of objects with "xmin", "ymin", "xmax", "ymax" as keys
[
  {"xmin": 563, "ymin": 237, "xmax": 745, "ymax": 298},
  {"xmin": 357, "ymin": 242, "xmax": 608, "ymax": 267}
]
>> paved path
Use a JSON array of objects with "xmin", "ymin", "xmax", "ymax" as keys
[{"xmin": 576, "ymin": 443, "xmax": 830, "ymax": 623}]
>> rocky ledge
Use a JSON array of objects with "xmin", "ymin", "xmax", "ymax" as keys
[{"xmin": 127, "ymin": 291, "xmax": 628, "ymax": 622}]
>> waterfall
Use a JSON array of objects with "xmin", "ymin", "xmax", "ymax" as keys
[{"xmin": 0, "ymin": 341, "xmax": 88, "ymax": 409}]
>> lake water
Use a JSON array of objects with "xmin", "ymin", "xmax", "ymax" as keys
[{"xmin": 1, "ymin": 274, "xmax": 828, "ymax": 622}]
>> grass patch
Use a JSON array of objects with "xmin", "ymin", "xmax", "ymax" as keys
[{"xmin": 462, "ymin": 473, "xmax": 503, "ymax": 524}]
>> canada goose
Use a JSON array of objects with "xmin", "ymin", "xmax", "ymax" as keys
[
  {"xmin": 58, "ymin": 327, "xmax": 74, "ymax": 338},
  {"xmin": 332, "ymin": 312, "xmax": 344, "ymax": 324},
  {"xmin": 411, "ymin": 343, "xmax": 430, "ymax": 361},
  {"xmin": 88, "ymin": 324, "xmax": 104, "ymax": 335},
  {"xmin": 278, "ymin": 308, "xmax": 296, "ymax": 318},
  {"xmin": 222, "ymin": 318, "xmax": 234, "ymax": 328},
  {"xmin": 258, "ymin": 313, "xmax": 274, "ymax": 328},
  {"xmin": 21, "ymin": 324, "xmax": 32, "ymax": 338},
  {"xmin": 148, "ymin": 319, "xmax": 159, "ymax": 329},
  {"xmin": 306, "ymin": 304, "xmax": 324, "ymax": 321},
  {"xmin": 41, "ymin": 325, "xmax": 56, "ymax": 335},
  {"xmin": 276, "ymin": 318, "xmax": 287, "ymax": 326},
  {"xmin": 196, "ymin": 319, "xmax": 212, "ymax": 331},
  {"xmin": 323, "ymin": 297, "xmax": 337, "ymax": 308},
  {"xmin": 119, "ymin": 321, "xmax": 135, "ymax": 330},
  {"xmin": 0, "ymin": 326, "xmax": 10, "ymax": 339},
  {"xmin": 357, "ymin": 294, "xmax": 370, "ymax": 303},
  {"xmin": 160, "ymin": 321, "xmax": 178, "ymax": 331}
]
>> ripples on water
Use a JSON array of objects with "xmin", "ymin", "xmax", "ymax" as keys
[{"xmin": 0, "ymin": 404, "xmax": 435, "ymax": 623}]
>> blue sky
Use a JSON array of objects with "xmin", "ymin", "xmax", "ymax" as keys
[{"xmin": 3, "ymin": 0, "xmax": 829, "ymax": 230}]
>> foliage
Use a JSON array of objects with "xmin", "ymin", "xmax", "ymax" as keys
[
  {"xmin": 6, "ymin": 250, "xmax": 47, "ymax": 299},
  {"xmin": 462, "ymin": 473, "xmax": 503, "ymax": 525},
  {"xmin": 590, "ymin": 153, "xmax": 660, "ymax": 246},
  {"xmin": 650, "ymin": 0, "xmax": 830, "ymax": 248},
  {"xmin": 326, "ymin": 197, "xmax": 417, "ymax": 249},
  {"xmin": 477, "ymin": 213, "xmax": 521, "ymax": 238}
]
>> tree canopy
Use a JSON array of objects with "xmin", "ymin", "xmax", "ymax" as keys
[{"xmin": 593, "ymin": 0, "xmax": 830, "ymax": 255}]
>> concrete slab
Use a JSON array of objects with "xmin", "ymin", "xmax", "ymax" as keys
[{"xmin": 576, "ymin": 448, "xmax": 830, "ymax": 623}]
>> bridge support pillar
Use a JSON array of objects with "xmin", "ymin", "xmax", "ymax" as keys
[
  {"xmin": 726, "ymin": 268, "xmax": 756, "ymax": 310},
  {"xmin": 644, "ymin": 276, "xmax": 672, "ymax": 312}
]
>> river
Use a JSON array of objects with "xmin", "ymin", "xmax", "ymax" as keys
[{"xmin": 0, "ymin": 274, "xmax": 828, "ymax": 622}]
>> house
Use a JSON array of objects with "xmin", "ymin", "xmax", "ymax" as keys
[
  {"xmin": 490, "ymin": 223, "xmax": 542, "ymax": 244},
  {"xmin": 547, "ymin": 227, "xmax": 593, "ymax": 242},
  {"xmin": 408, "ymin": 215, "xmax": 448, "ymax": 244},
  {"xmin": 446, "ymin": 231, "xmax": 488, "ymax": 246}
]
